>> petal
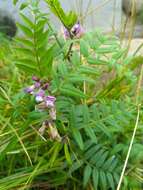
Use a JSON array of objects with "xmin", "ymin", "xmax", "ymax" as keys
[
  {"xmin": 24, "ymin": 85, "xmax": 35, "ymax": 94},
  {"xmin": 35, "ymin": 95, "xmax": 44, "ymax": 102},
  {"xmin": 32, "ymin": 76, "xmax": 40, "ymax": 82}
]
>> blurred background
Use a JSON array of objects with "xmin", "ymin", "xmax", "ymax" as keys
[
  {"xmin": 0, "ymin": 0, "xmax": 122, "ymax": 34},
  {"xmin": 0, "ymin": 0, "xmax": 143, "ymax": 41}
]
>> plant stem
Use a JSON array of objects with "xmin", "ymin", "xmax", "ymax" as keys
[
  {"xmin": 135, "ymin": 64, "xmax": 143, "ymax": 104},
  {"xmin": 47, "ymin": 21, "xmax": 63, "ymax": 49},
  {"xmin": 65, "ymin": 42, "xmax": 74, "ymax": 61},
  {"xmin": 64, "ymin": 29, "xmax": 74, "ymax": 61},
  {"xmin": 116, "ymin": 62, "xmax": 143, "ymax": 190},
  {"xmin": 116, "ymin": 104, "xmax": 140, "ymax": 190},
  {"xmin": 33, "ymin": 15, "xmax": 42, "ymax": 77}
]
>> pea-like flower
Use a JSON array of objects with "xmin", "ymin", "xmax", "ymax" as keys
[
  {"xmin": 24, "ymin": 77, "xmax": 58, "ymax": 141},
  {"xmin": 34, "ymin": 82, "xmax": 41, "ymax": 88},
  {"xmin": 24, "ymin": 85, "xmax": 35, "ymax": 94},
  {"xmin": 45, "ymin": 96, "xmax": 56, "ymax": 108},
  {"xmin": 32, "ymin": 76, "xmax": 40, "ymax": 82},
  {"xmin": 64, "ymin": 22, "xmax": 84, "ymax": 39},
  {"xmin": 24, "ymin": 77, "xmax": 57, "ymax": 122},
  {"xmin": 35, "ymin": 89, "xmax": 45, "ymax": 103},
  {"xmin": 42, "ymin": 83, "xmax": 49, "ymax": 90}
]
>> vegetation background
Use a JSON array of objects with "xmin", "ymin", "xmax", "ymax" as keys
[{"xmin": 0, "ymin": 0, "xmax": 143, "ymax": 190}]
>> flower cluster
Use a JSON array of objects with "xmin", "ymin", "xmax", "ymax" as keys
[
  {"xmin": 24, "ymin": 76, "xmax": 61, "ymax": 141},
  {"xmin": 64, "ymin": 22, "xmax": 84, "ymax": 39},
  {"xmin": 24, "ymin": 76, "xmax": 56, "ymax": 121}
]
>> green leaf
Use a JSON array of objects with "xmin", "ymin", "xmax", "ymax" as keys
[
  {"xmin": 96, "ymin": 47, "xmax": 118, "ymax": 54},
  {"xmin": 83, "ymin": 105, "xmax": 97, "ymax": 143},
  {"xmin": 109, "ymin": 158, "xmax": 118, "ymax": 172},
  {"xmin": 84, "ymin": 144, "xmax": 101, "ymax": 160},
  {"xmin": 90, "ymin": 149, "xmax": 105, "ymax": 164},
  {"xmin": 72, "ymin": 127, "xmax": 84, "ymax": 150},
  {"xmin": 13, "ymin": 0, "xmax": 19, "ymax": 5},
  {"xmin": 40, "ymin": 44, "xmax": 56, "ymax": 76},
  {"xmin": 95, "ymin": 151, "xmax": 108, "ymax": 168},
  {"xmin": 78, "ymin": 65, "xmax": 99, "ymax": 75},
  {"xmin": 69, "ymin": 160, "xmax": 84, "ymax": 174},
  {"xmin": 95, "ymin": 122, "xmax": 111, "ymax": 138},
  {"xmin": 49, "ymin": 142, "xmax": 62, "ymax": 167},
  {"xmin": 20, "ymin": 2, "xmax": 29, "ymax": 10},
  {"xmin": 99, "ymin": 170, "xmax": 107, "ymax": 190},
  {"xmin": 84, "ymin": 126, "xmax": 97, "ymax": 143},
  {"xmin": 46, "ymin": 0, "xmax": 77, "ymax": 29},
  {"xmin": 83, "ymin": 165, "xmax": 92, "ymax": 187},
  {"xmin": 15, "ymin": 38, "xmax": 34, "ymax": 48},
  {"xmin": 107, "ymin": 173, "xmax": 115, "ymax": 190},
  {"xmin": 20, "ymin": 13, "xmax": 34, "ymax": 28},
  {"xmin": 92, "ymin": 168, "xmax": 99, "ymax": 189},
  {"xmin": 15, "ymin": 47, "xmax": 34, "ymax": 58},
  {"xmin": 46, "ymin": 0, "xmax": 66, "ymax": 26},
  {"xmin": 60, "ymin": 85, "xmax": 86, "ymax": 99},
  {"xmin": 102, "ymin": 157, "xmax": 114, "ymax": 170},
  {"xmin": 68, "ymin": 74, "xmax": 95, "ymax": 84},
  {"xmin": 66, "ymin": 11, "xmax": 77, "ymax": 29},
  {"xmin": 64, "ymin": 144, "xmax": 72, "ymax": 165},
  {"xmin": 57, "ymin": 62, "xmax": 68, "ymax": 76},
  {"xmin": 17, "ymin": 23, "xmax": 33, "ymax": 38},
  {"xmin": 87, "ymin": 57, "xmax": 107, "ymax": 65},
  {"xmin": 71, "ymin": 52, "xmax": 80, "ymax": 66},
  {"xmin": 70, "ymin": 106, "xmax": 84, "ymax": 150},
  {"xmin": 15, "ymin": 60, "xmax": 38, "ymax": 74},
  {"xmin": 80, "ymin": 39, "xmax": 89, "ymax": 57}
]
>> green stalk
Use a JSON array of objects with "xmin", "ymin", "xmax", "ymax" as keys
[{"xmin": 116, "ymin": 62, "xmax": 143, "ymax": 190}]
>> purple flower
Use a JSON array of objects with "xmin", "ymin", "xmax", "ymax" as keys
[
  {"xmin": 35, "ymin": 90, "xmax": 45, "ymax": 102},
  {"xmin": 45, "ymin": 96, "xmax": 56, "ymax": 107},
  {"xmin": 24, "ymin": 85, "xmax": 35, "ymax": 94},
  {"xmin": 34, "ymin": 82, "xmax": 41, "ymax": 88},
  {"xmin": 32, "ymin": 76, "xmax": 40, "ymax": 82},
  {"xmin": 64, "ymin": 28, "xmax": 70, "ymax": 39},
  {"xmin": 71, "ymin": 22, "xmax": 84, "ymax": 38},
  {"xmin": 42, "ymin": 83, "xmax": 49, "ymax": 90},
  {"xmin": 63, "ymin": 22, "xmax": 84, "ymax": 39}
]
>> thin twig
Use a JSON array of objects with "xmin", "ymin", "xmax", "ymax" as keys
[
  {"xmin": 116, "ymin": 104, "xmax": 140, "ymax": 190},
  {"xmin": 65, "ymin": 42, "xmax": 74, "ymax": 61},
  {"xmin": 116, "ymin": 60, "xmax": 143, "ymax": 190},
  {"xmin": 135, "ymin": 64, "xmax": 143, "ymax": 105},
  {"xmin": 47, "ymin": 21, "xmax": 63, "ymax": 49}
]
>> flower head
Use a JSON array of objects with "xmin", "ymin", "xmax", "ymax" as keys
[
  {"xmin": 42, "ymin": 83, "xmax": 49, "ymax": 90},
  {"xmin": 35, "ymin": 89, "xmax": 45, "ymax": 103},
  {"xmin": 63, "ymin": 22, "xmax": 84, "ymax": 39},
  {"xmin": 34, "ymin": 82, "xmax": 41, "ymax": 88},
  {"xmin": 64, "ymin": 28, "xmax": 70, "ymax": 39},
  {"xmin": 24, "ymin": 77, "xmax": 57, "ymax": 122},
  {"xmin": 24, "ymin": 85, "xmax": 35, "ymax": 94},
  {"xmin": 32, "ymin": 76, "xmax": 40, "ymax": 82},
  {"xmin": 45, "ymin": 96, "xmax": 56, "ymax": 108}
]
